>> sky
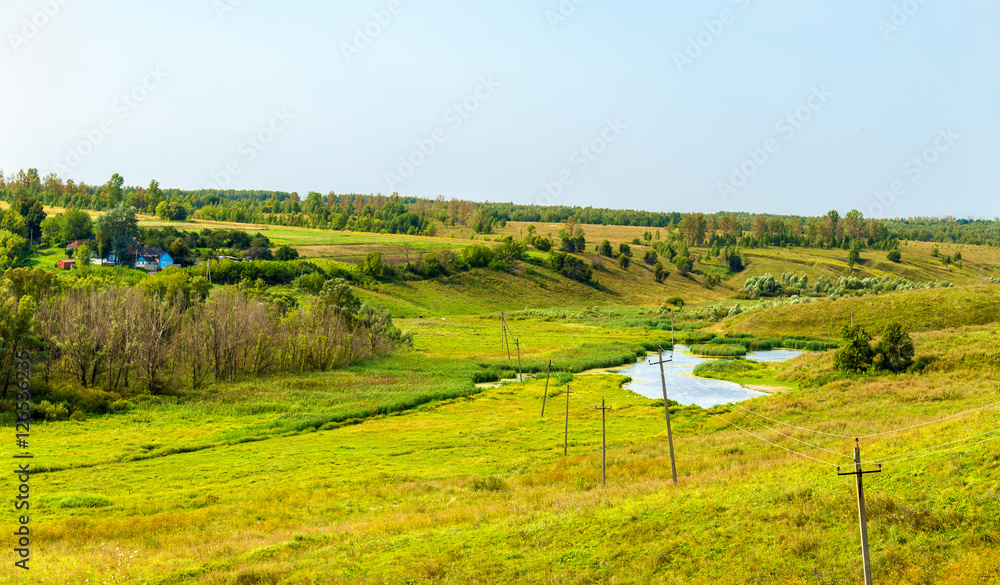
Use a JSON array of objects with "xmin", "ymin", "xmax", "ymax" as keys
[{"xmin": 1, "ymin": 0, "xmax": 998, "ymax": 219}]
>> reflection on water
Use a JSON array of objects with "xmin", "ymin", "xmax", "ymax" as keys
[{"xmin": 610, "ymin": 345, "xmax": 803, "ymax": 409}]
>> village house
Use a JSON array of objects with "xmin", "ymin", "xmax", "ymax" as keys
[
  {"xmin": 135, "ymin": 248, "xmax": 175, "ymax": 272},
  {"xmin": 103, "ymin": 246, "xmax": 175, "ymax": 272}
]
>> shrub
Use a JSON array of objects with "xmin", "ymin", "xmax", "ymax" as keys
[
  {"xmin": 654, "ymin": 263, "xmax": 668, "ymax": 283},
  {"xmin": 673, "ymin": 255, "xmax": 693, "ymax": 276},
  {"xmin": 359, "ymin": 252, "xmax": 389, "ymax": 279},
  {"xmin": 70, "ymin": 409, "xmax": 87, "ymax": 421},
  {"xmin": 274, "ymin": 245, "xmax": 299, "ymax": 261},
  {"xmin": 644, "ymin": 249, "xmax": 658, "ymax": 265},
  {"xmin": 470, "ymin": 476, "xmax": 508, "ymax": 492},
  {"xmin": 874, "ymin": 323, "xmax": 915, "ymax": 372},
  {"xmin": 463, "ymin": 244, "xmax": 494, "ymax": 268},
  {"xmin": 664, "ymin": 296, "xmax": 685, "ymax": 308},
  {"xmin": 562, "ymin": 256, "xmax": 593, "ymax": 283},
  {"xmin": 887, "ymin": 248, "xmax": 902, "ymax": 262},
  {"xmin": 689, "ymin": 344, "xmax": 747, "ymax": 357},
  {"xmin": 833, "ymin": 325, "xmax": 875, "ymax": 372},
  {"xmin": 618, "ymin": 255, "xmax": 630, "ymax": 270}
]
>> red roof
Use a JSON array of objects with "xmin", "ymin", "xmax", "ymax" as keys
[{"xmin": 57, "ymin": 260, "xmax": 76, "ymax": 269}]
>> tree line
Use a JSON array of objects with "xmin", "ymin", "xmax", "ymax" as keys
[
  {"xmin": 0, "ymin": 268, "xmax": 409, "ymax": 418},
  {"xmin": 4, "ymin": 169, "xmax": 999, "ymax": 247}
]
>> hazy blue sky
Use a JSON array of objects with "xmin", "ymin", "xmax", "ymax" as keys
[{"xmin": 1, "ymin": 0, "xmax": 997, "ymax": 218}]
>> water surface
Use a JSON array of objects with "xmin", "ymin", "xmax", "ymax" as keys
[{"xmin": 609, "ymin": 345, "xmax": 803, "ymax": 408}]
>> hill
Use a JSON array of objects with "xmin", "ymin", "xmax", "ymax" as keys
[{"xmin": 714, "ymin": 285, "xmax": 1000, "ymax": 338}]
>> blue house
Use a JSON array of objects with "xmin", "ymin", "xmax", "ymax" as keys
[{"xmin": 136, "ymin": 248, "xmax": 174, "ymax": 272}]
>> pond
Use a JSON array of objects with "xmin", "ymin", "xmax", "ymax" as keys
[{"xmin": 605, "ymin": 345, "xmax": 803, "ymax": 409}]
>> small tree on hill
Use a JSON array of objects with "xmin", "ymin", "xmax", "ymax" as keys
[
  {"xmin": 874, "ymin": 323, "xmax": 915, "ymax": 372},
  {"xmin": 833, "ymin": 325, "xmax": 875, "ymax": 372},
  {"xmin": 887, "ymin": 248, "xmax": 901, "ymax": 263},
  {"xmin": 654, "ymin": 263, "xmax": 668, "ymax": 283}
]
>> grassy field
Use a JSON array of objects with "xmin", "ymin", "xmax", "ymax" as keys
[
  {"xmin": 7, "ymin": 215, "xmax": 1000, "ymax": 583},
  {"xmin": 5, "ymin": 289, "xmax": 1000, "ymax": 583},
  {"xmin": 715, "ymin": 284, "xmax": 1000, "ymax": 338}
]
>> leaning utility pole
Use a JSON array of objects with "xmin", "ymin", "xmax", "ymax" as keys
[
  {"xmin": 838, "ymin": 440, "xmax": 882, "ymax": 585},
  {"xmin": 649, "ymin": 345, "xmax": 678, "ymax": 484},
  {"xmin": 516, "ymin": 339, "xmax": 522, "ymax": 382},
  {"xmin": 540, "ymin": 360, "xmax": 551, "ymax": 417}
]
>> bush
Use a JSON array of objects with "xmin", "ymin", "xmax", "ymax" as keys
[
  {"xmin": 665, "ymin": 296, "xmax": 685, "ymax": 308},
  {"xmin": 689, "ymin": 344, "xmax": 747, "ymax": 357},
  {"xmin": 70, "ymin": 409, "xmax": 87, "ymax": 421},
  {"xmin": 562, "ymin": 256, "xmax": 593, "ymax": 283},
  {"xmin": 359, "ymin": 252, "xmax": 390, "ymax": 279},
  {"xmin": 833, "ymin": 325, "xmax": 875, "ymax": 372},
  {"xmin": 618, "ymin": 255, "xmax": 630, "ymax": 270},
  {"xmin": 874, "ymin": 323, "xmax": 915, "ymax": 372},
  {"xmin": 274, "ymin": 245, "xmax": 299, "ymax": 261},
  {"xmin": 654, "ymin": 263, "xmax": 668, "ymax": 283},
  {"xmin": 887, "ymin": 248, "xmax": 902, "ymax": 262},
  {"xmin": 470, "ymin": 476, "xmax": 508, "ymax": 492},
  {"xmin": 463, "ymin": 244, "xmax": 494, "ymax": 268},
  {"xmin": 644, "ymin": 249, "xmax": 658, "ymax": 265}
]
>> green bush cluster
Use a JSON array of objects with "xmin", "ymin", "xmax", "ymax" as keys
[
  {"xmin": 833, "ymin": 323, "xmax": 916, "ymax": 373},
  {"xmin": 689, "ymin": 344, "xmax": 747, "ymax": 357}
]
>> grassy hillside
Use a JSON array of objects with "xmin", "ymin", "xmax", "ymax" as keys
[
  {"xmin": 716, "ymin": 285, "xmax": 1000, "ymax": 338},
  {"xmin": 14, "ymin": 318, "xmax": 1000, "ymax": 584}
]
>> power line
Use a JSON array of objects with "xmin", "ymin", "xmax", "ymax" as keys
[
  {"xmin": 663, "ymin": 364, "xmax": 841, "ymax": 468},
  {"xmin": 673, "ymin": 366, "xmax": 854, "ymax": 462},
  {"xmin": 875, "ymin": 427, "xmax": 1000, "ymax": 465},
  {"xmin": 675, "ymin": 362, "xmax": 1000, "ymax": 467},
  {"xmin": 877, "ymin": 433, "xmax": 1000, "ymax": 465},
  {"xmin": 854, "ymin": 399, "xmax": 1000, "ymax": 439}
]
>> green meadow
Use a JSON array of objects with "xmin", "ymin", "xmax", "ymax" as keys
[{"xmin": 5, "ymin": 222, "xmax": 1000, "ymax": 584}]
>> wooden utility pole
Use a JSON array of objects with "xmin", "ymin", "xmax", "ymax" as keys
[
  {"xmin": 516, "ymin": 339, "xmax": 522, "ymax": 382},
  {"xmin": 541, "ymin": 360, "xmax": 551, "ymax": 417},
  {"xmin": 649, "ymin": 346, "xmax": 678, "ymax": 485},
  {"xmin": 500, "ymin": 312, "xmax": 504, "ymax": 349},
  {"xmin": 838, "ymin": 440, "xmax": 882, "ymax": 585},
  {"xmin": 601, "ymin": 397, "xmax": 606, "ymax": 486},
  {"xmin": 502, "ymin": 316, "xmax": 511, "ymax": 360},
  {"xmin": 564, "ymin": 384, "xmax": 570, "ymax": 456}
]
